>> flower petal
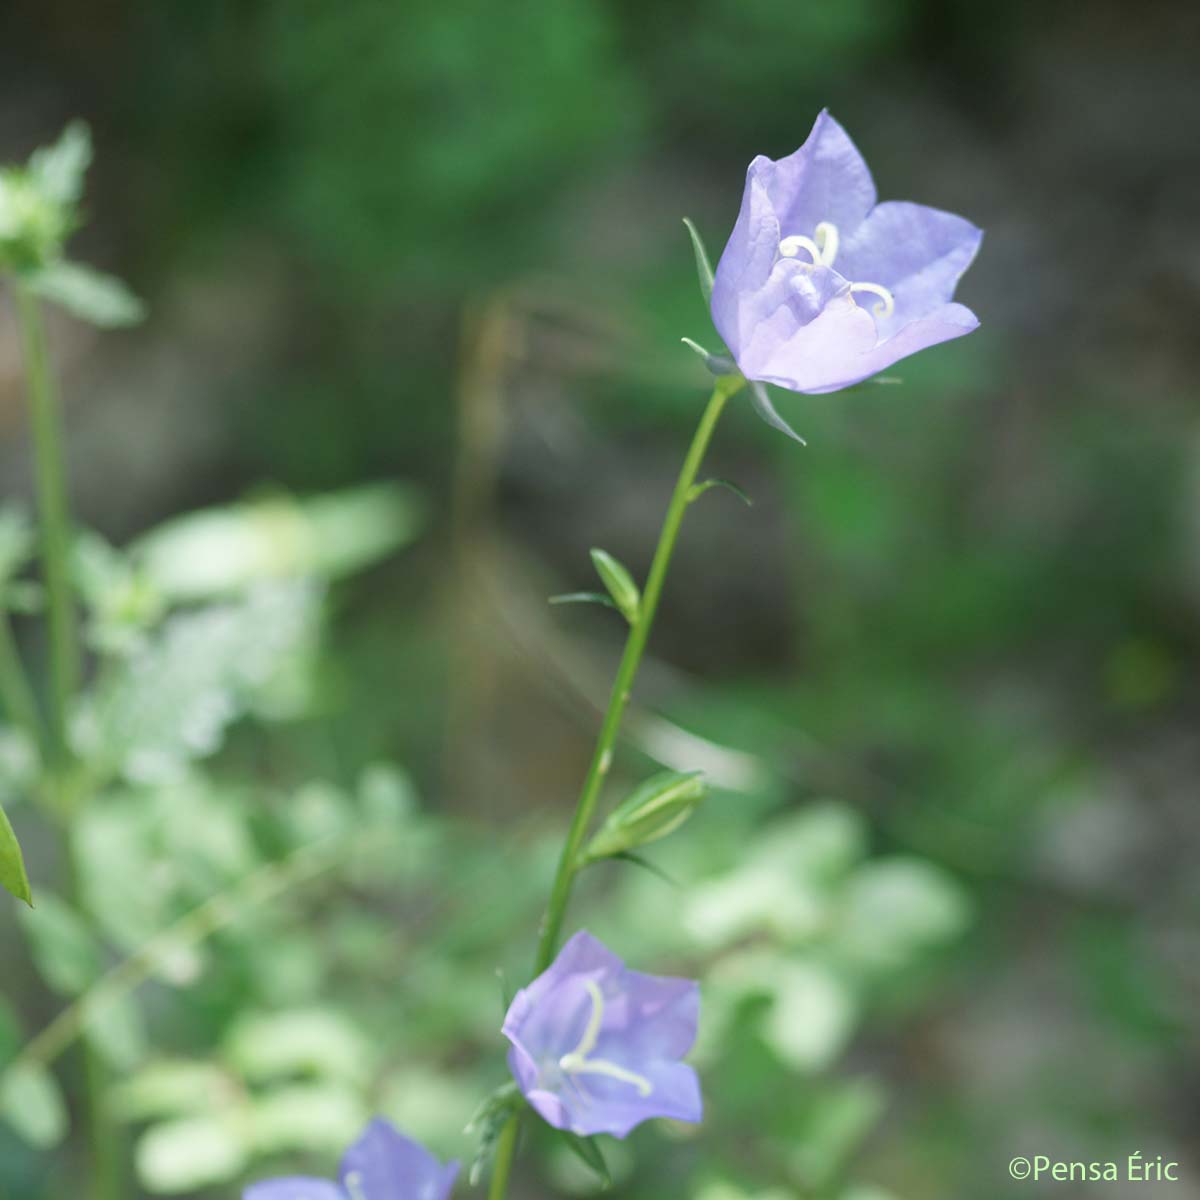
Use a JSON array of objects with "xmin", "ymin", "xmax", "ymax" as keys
[
  {"xmin": 764, "ymin": 110, "xmax": 877, "ymax": 242},
  {"xmin": 546, "ymin": 1059, "xmax": 703, "ymax": 1139},
  {"xmin": 338, "ymin": 1118, "xmax": 459, "ymax": 1200},
  {"xmin": 712, "ymin": 165, "xmax": 781, "ymax": 358},
  {"xmin": 502, "ymin": 932, "xmax": 621, "ymax": 1062},
  {"xmin": 731, "ymin": 259, "xmax": 852, "ymax": 381},
  {"xmin": 757, "ymin": 300, "xmax": 979, "ymax": 394},
  {"xmin": 243, "ymin": 1180, "xmax": 343, "ymax": 1200},
  {"xmin": 747, "ymin": 289, "xmax": 879, "ymax": 393},
  {"xmin": 600, "ymin": 973, "xmax": 700, "ymax": 1061},
  {"xmin": 836, "ymin": 200, "xmax": 982, "ymax": 339}
]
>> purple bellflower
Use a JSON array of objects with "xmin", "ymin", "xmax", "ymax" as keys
[
  {"xmin": 711, "ymin": 110, "xmax": 982, "ymax": 428},
  {"xmin": 502, "ymin": 930, "xmax": 701, "ymax": 1138},
  {"xmin": 244, "ymin": 1118, "xmax": 459, "ymax": 1200}
]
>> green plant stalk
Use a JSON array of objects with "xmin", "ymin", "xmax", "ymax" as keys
[
  {"xmin": 533, "ymin": 382, "xmax": 731, "ymax": 972},
  {"xmin": 0, "ymin": 610, "xmax": 44, "ymax": 756},
  {"xmin": 489, "ymin": 380, "xmax": 737, "ymax": 1198},
  {"xmin": 13, "ymin": 285, "xmax": 119, "ymax": 1200},
  {"xmin": 14, "ymin": 285, "xmax": 79, "ymax": 765},
  {"xmin": 487, "ymin": 1113, "xmax": 520, "ymax": 1200}
]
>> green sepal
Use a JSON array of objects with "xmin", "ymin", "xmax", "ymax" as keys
[
  {"xmin": 749, "ymin": 380, "xmax": 806, "ymax": 446},
  {"xmin": 559, "ymin": 1130, "xmax": 612, "ymax": 1188},
  {"xmin": 681, "ymin": 336, "xmax": 738, "ymax": 378},
  {"xmin": 589, "ymin": 549, "xmax": 640, "ymax": 626},
  {"xmin": 682, "ymin": 217, "xmax": 715, "ymax": 302}
]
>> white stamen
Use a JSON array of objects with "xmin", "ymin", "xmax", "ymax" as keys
[
  {"xmin": 558, "ymin": 978, "xmax": 654, "ymax": 1099},
  {"xmin": 778, "ymin": 234, "xmax": 822, "ymax": 263},
  {"xmin": 559, "ymin": 1054, "xmax": 654, "ymax": 1096},
  {"xmin": 778, "ymin": 220, "xmax": 894, "ymax": 321},
  {"xmin": 813, "ymin": 221, "xmax": 839, "ymax": 266},
  {"xmin": 848, "ymin": 281, "xmax": 895, "ymax": 317},
  {"xmin": 344, "ymin": 1171, "xmax": 369, "ymax": 1200},
  {"xmin": 571, "ymin": 979, "xmax": 605, "ymax": 1059}
]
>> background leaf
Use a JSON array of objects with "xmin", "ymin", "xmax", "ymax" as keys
[{"xmin": 27, "ymin": 260, "xmax": 145, "ymax": 328}]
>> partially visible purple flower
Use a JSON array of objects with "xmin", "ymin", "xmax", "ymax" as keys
[
  {"xmin": 244, "ymin": 1118, "xmax": 459, "ymax": 1200},
  {"xmin": 502, "ymin": 930, "xmax": 701, "ymax": 1138},
  {"xmin": 712, "ymin": 110, "xmax": 981, "ymax": 410}
]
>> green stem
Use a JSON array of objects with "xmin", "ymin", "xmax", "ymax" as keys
[
  {"xmin": 14, "ymin": 285, "xmax": 79, "ymax": 766},
  {"xmin": 487, "ymin": 1115, "xmax": 520, "ymax": 1200},
  {"xmin": 12, "ymin": 285, "xmax": 119, "ymax": 1199},
  {"xmin": 488, "ymin": 382, "xmax": 735, "ymax": 1200},
  {"xmin": 0, "ymin": 610, "xmax": 45, "ymax": 757},
  {"xmin": 534, "ymin": 383, "xmax": 730, "ymax": 972}
]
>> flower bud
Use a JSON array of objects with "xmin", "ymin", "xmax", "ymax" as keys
[
  {"xmin": 581, "ymin": 771, "xmax": 705, "ymax": 863},
  {"xmin": 589, "ymin": 548, "xmax": 640, "ymax": 625}
]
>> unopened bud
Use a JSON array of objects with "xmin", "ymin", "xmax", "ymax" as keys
[
  {"xmin": 582, "ymin": 771, "xmax": 705, "ymax": 863},
  {"xmin": 590, "ymin": 548, "xmax": 640, "ymax": 625}
]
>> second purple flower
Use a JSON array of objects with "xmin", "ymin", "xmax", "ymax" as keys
[{"xmin": 502, "ymin": 930, "xmax": 702, "ymax": 1138}]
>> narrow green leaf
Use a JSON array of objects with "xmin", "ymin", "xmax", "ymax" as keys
[
  {"xmin": 548, "ymin": 591, "xmax": 617, "ymax": 610},
  {"xmin": 0, "ymin": 804, "xmax": 32, "ymax": 906},
  {"xmin": 612, "ymin": 851, "xmax": 681, "ymax": 889},
  {"xmin": 589, "ymin": 549, "xmax": 640, "ymax": 625},
  {"xmin": 559, "ymin": 1130, "xmax": 612, "ymax": 1188},
  {"xmin": 682, "ymin": 218, "xmax": 714, "ymax": 302},
  {"xmin": 28, "ymin": 260, "xmax": 145, "ymax": 328},
  {"xmin": 689, "ymin": 477, "xmax": 753, "ymax": 507}
]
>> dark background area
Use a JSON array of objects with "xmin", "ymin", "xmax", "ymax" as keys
[{"xmin": 1, "ymin": 1, "xmax": 1198, "ymax": 1197}]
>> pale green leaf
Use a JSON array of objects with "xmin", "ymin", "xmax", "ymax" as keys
[
  {"xmin": 131, "ymin": 483, "xmax": 423, "ymax": 602},
  {"xmin": 28, "ymin": 121, "xmax": 91, "ymax": 207},
  {"xmin": 111, "ymin": 1059, "xmax": 232, "ymax": 1122},
  {"xmin": 135, "ymin": 1115, "xmax": 248, "ymax": 1193},
  {"xmin": 249, "ymin": 1083, "xmax": 367, "ymax": 1154},
  {"xmin": 225, "ymin": 1009, "xmax": 370, "ymax": 1084},
  {"xmin": 71, "ymin": 584, "xmax": 320, "ymax": 784},
  {"xmin": 28, "ymin": 259, "xmax": 145, "ymax": 328},
  {"xmin": 837, "ymin": 857, "xmax": 971, "ymax": 972},
  {"xmin": 18, "ymin": 892, "xmax": 101, "ymax": 994},
  {"xmin": 0, "ymin": 1062, "xmax": 68, "ymax": 1148}
]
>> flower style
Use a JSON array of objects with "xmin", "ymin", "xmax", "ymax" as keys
[
  {"xmin": 502, "ymin": 930, "xmax": 701, "ymax": 1138},
  {"xmin": 244, "ymin": 1118, "xmax": 459, "ymax": 1200},
  {"xmin": 711, "ymin": 110, "xmax": 982, "ymax": 412}
]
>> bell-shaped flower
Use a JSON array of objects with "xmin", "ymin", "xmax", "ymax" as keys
[
  {"xmin": 502, "ymin": 930, "xmax": 701, "ymax": 1138},
  {"xmin": 712, "ymin": 110, "xmax": 981, "ymax": 409},
  {"xmin": 244, "ymin": 1118, "xmax": 459, "ymax": 1200}
]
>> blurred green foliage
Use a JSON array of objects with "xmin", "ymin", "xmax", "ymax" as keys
[{"xmin": 2, "ymin": 0, "xmax": 1198, "ymax": 1198}]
